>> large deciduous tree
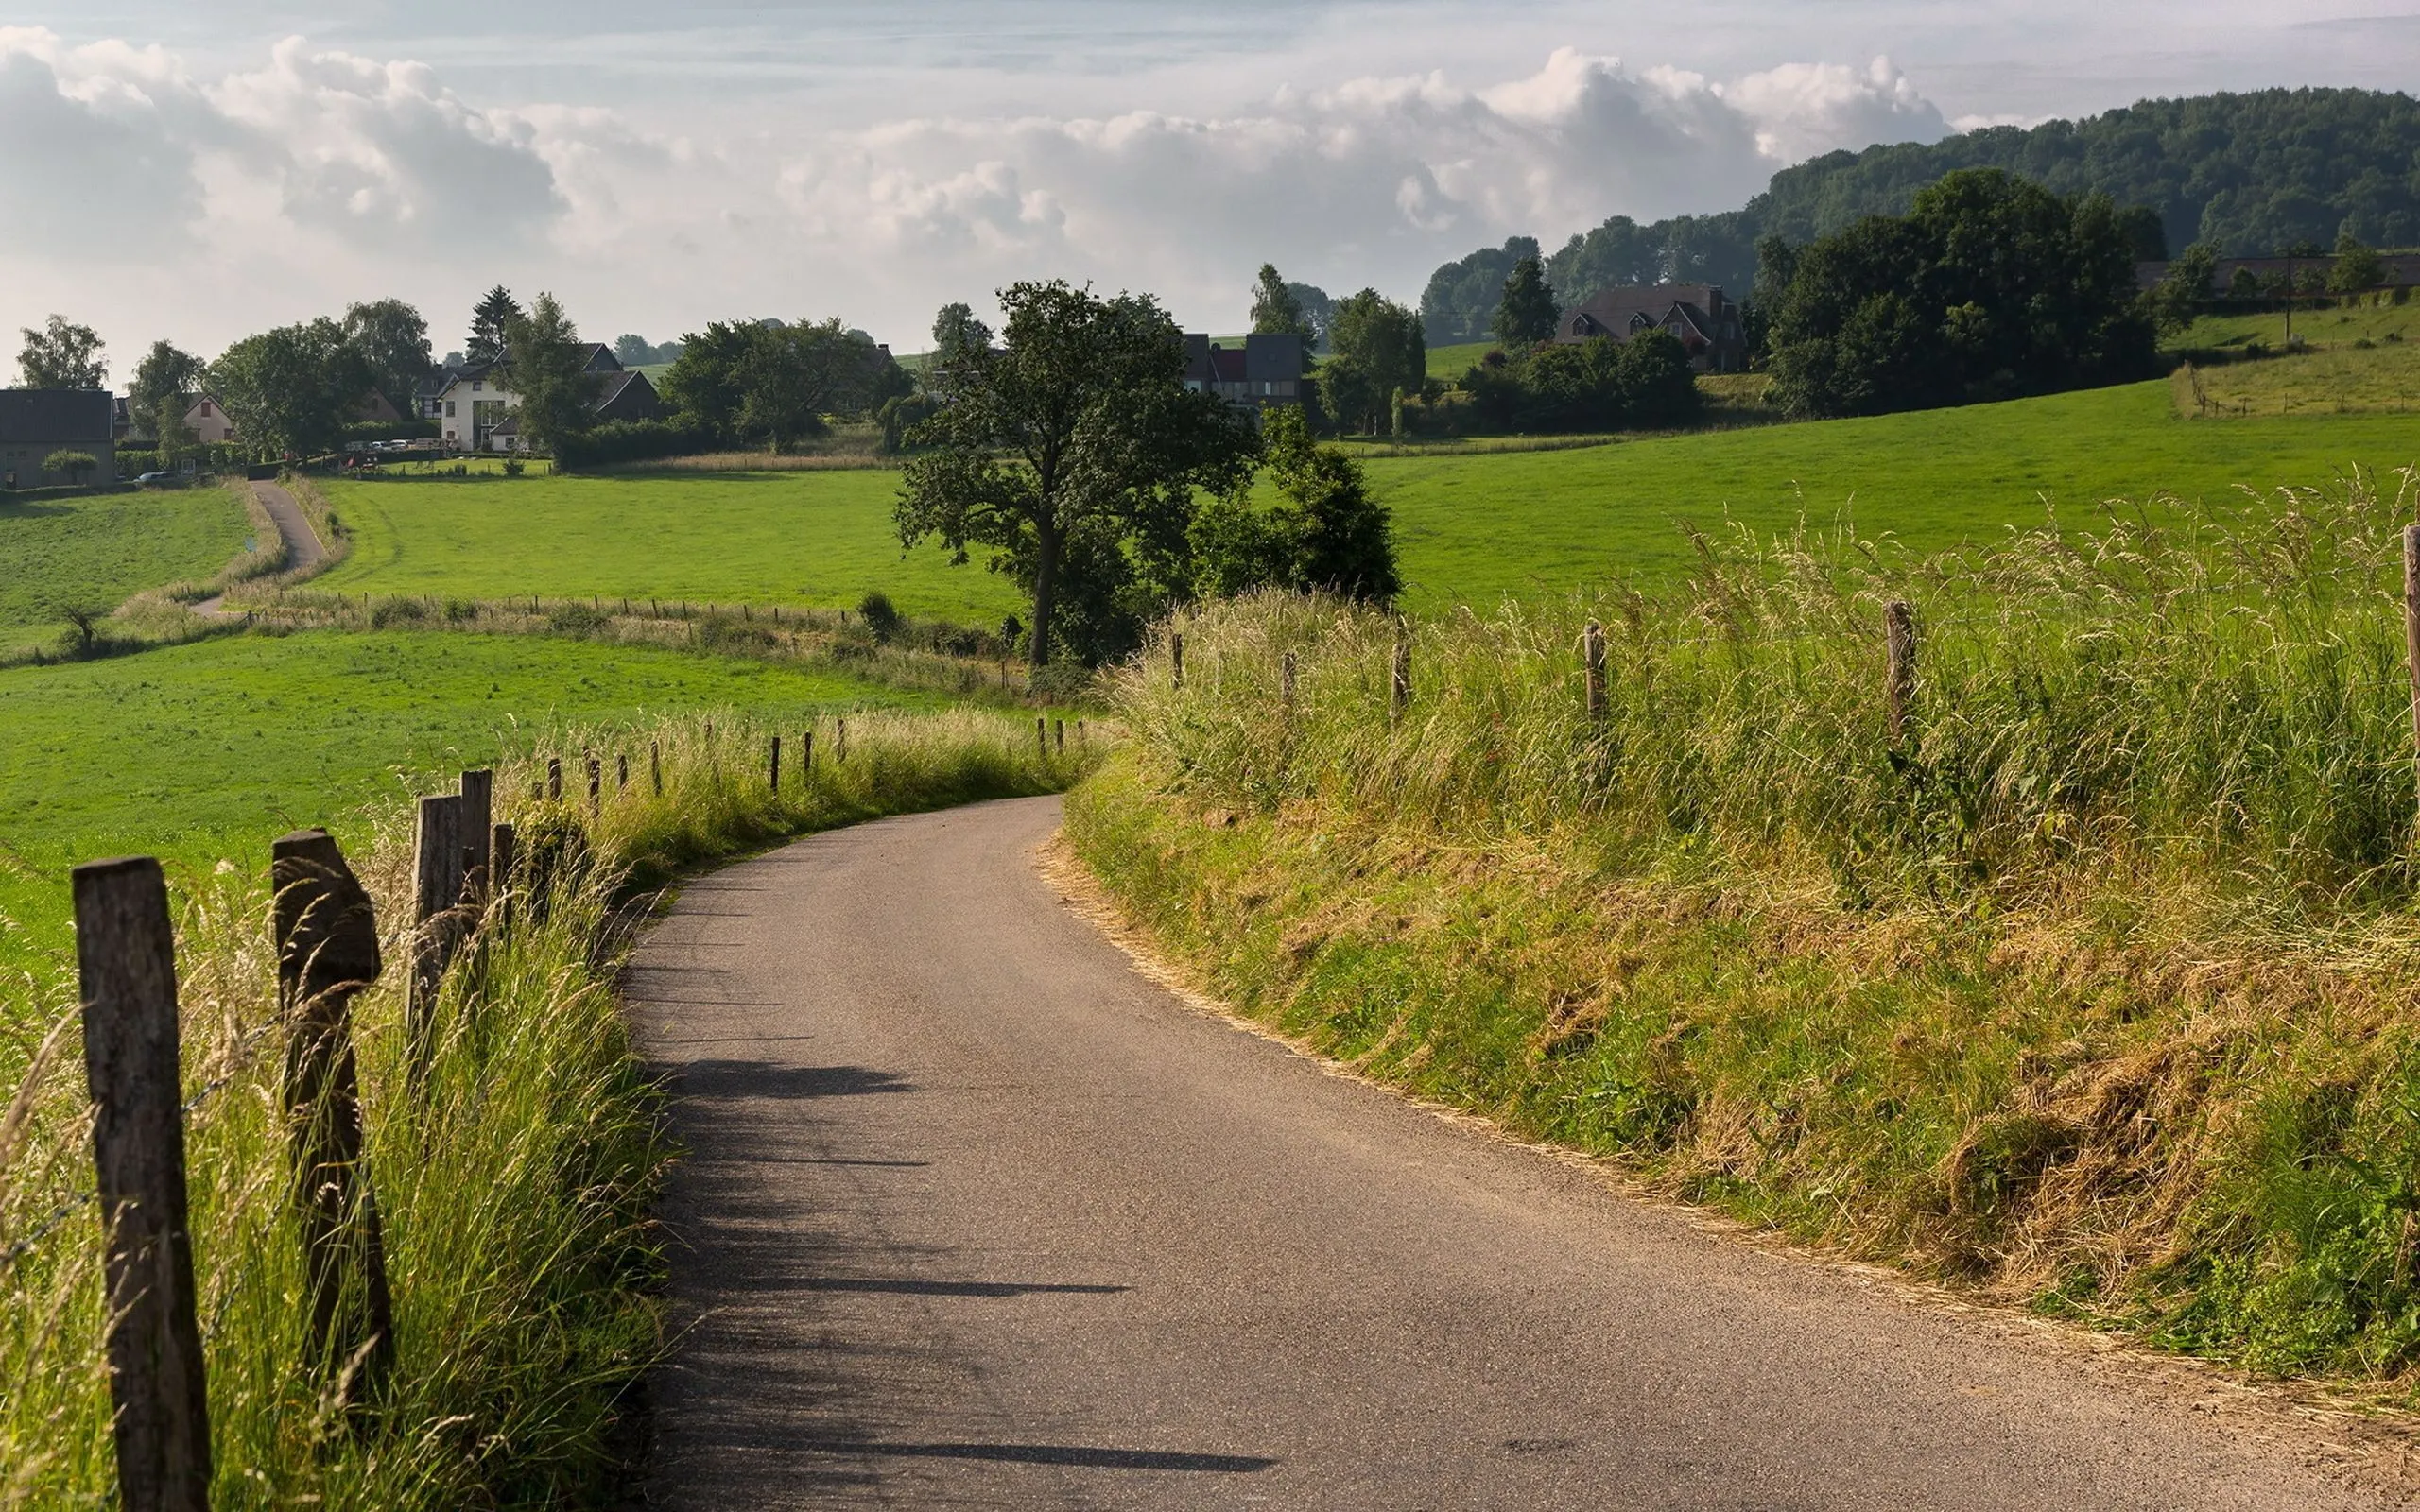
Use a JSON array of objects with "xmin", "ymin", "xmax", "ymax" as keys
[
  {"xmin": 343, "ymin": 299, "xmax": 434, "ymax": 410},
  {"xmin": 1321, "ymin": 290, "xmax": 1425, "ymax": 434},
  {"xmin": 210, "ymin": 319, "xmax": 373, "ymax": 460},
  {"xmin": 16, "ymin": 316, "xmax": 106, "ymax": 388},
  {"xmin": 895, "ymin": 281, "xmax": 1255, "ymax": 667},
  {"xmin": 1765, "ymin": 168, "xmax": 2158, "ymax": 419},
  {"xmin": 501, "ymin": 292, "xmax": 598, "ymax": 454},
  {"xmin": 1493, "ymin": 255, "xmax": 1560, "ymax": 347},
  {"xmin": 661, "ymin": 318, "xmax": 907, "ymax": 449},
  {"xmin": 1250, "ymin": 264, "xmax": 1317, "ymax": 343},
  {"xmin": 129, "ymin": 340, "xmax": 205, "ymax": 440}
]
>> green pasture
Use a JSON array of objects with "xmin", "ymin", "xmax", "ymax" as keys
[
  {"xmin": 1427, "ymin": 339, "xmax": 1495, "ymax": 381},
  {"xmin": 2175, "ymin": 335, "xmax": 2420, "ymax": 417},
  {"xmin": 0, "ymin": 486, "xmax": 248, "ymax": 650},
  {"xmin": 303, "ymin": 380, "xmax": 2420, "ymax": 617},
  {"xmin": 318, "ymin": 472, "xmax": 1025, "ymax": 626},
  {"xmin": 1363, "ymin": 378, "xmax": 2420, "ymax": 607},
  {"xmin": 2177, "ymin": 299, "xmax": 2420, "ymax": 352},
  {"xmin": 0, "ymin": 630, "xmax": 932, "ymax": 979}
]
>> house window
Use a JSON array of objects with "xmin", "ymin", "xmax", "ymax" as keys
[
  {"xmin": 472, "ymin": 381, "xmax": 482, "ymax": 391},
  {"xmin": 445, "ymin": 401, "xmax": 456, "ymax": 417}
]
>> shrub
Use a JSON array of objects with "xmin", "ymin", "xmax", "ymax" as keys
[
  {"xmin": 553, "ymin": 419, "xmax": 717, "ymax": 471},
  {"xmin": 856, "ymin": 591, "xmax": 903, "ymax": 643},
  {"xmin": 548, "ymin": 604, "xmax": 609, "ymax": 636}
]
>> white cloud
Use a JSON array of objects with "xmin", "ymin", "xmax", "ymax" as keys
[{"xmin": 0, "ymin": 35, "xmax": 1953, "ymax": 359}]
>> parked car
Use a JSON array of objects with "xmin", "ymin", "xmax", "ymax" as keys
[{"xmin": 136, "ymin": 471, "xmax": 174, "ymax": 485}]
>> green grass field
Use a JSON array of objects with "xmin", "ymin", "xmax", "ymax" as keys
[
  {"xmin": 1427, "ymin": 339, "xmax": 1495, "ymax": 381},
  {"xmin": 0, "ymin": 630, "xmax": 936, "ymax": 974},
  {"xmin": 306, "ymin": 380, "xmax": 2420, "ymax": 615},
  {"xmin": 1363, "ymin": 378, "xmax": 2420, "ymax": 605},
  {"xmin": 2178, "ymin": 298, "xmax": 2420, "ymax": 352},
  {"xmin": 318, "ymin": 472, "xmax": 1025, "ymax": 625},
  {"xmin": 0, "ymin": 486, "xmax": 248, "ymax": 649}
]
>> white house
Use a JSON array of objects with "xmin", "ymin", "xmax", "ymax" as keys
[{"xmin": 434, "ymin": 345, "xmax": 642, "ymax": 452}]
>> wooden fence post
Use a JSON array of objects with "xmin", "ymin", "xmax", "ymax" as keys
[
  {"xmin": 271, "ymin": 830, "xmax": 394, "ymax": 1412},
  {"xmin": 617, "ymin": 752, "xmax": 629, "ymax": 792},
  {"xmin": 1885, "ymin": 600, "xmax": 1917, "ymax": 747},
  {"xmin": 651, "ymin": 741, "xmax": 663, "ymax": 796},
  {"xmin": 2404, "ymin": 526, "xmax": 2420, "ymax": 822},
  {"xmin": 491, "ymin": 822, "xmax": 518, "ymax": 937},
  {"xmin": 1391, "ymin": 624, "xmax": 1411, "ymax": 722},
  {"xmin": 769, "ymin": 734, "xmax": 782, "ymax": 793},
  {"xmin": 408, "ymin": 794, "xmax": 467, "ymax": 1076},
  {"xmin": 803, "ymin": 730, "xmax": 815, "ymax": 773},
  {"xmin": 1053, "ymin": 718, "xmax": 1065, "ymax": 754},
  {"xmin": 1583, "ymin": 620, "xmax": 1606, "ymax": 723},
  {"xmin": 72, "ymin": 857, "xmax": 211, "ymax": 1512},
  {"xmin": 1036, "ymin": 716, "xmax": 1047, "ymax": 759},
  {"xmin": 1171, "ymin": 630, "xmax": 1184, "ymax": 691},
  {"xmin": 459, "ymin": 768, "xmax": 493, "ymax": 902},
  {"xmin": 546, "ymin": 757, "xmax": 562, "ymax": 804},
  {"xmin": 837, "ymin": 718, "xmax": 848, "ymax": 764},
  {"xmin": 586, "ymin": 753, "xmax": 602, "ymax": 816}
]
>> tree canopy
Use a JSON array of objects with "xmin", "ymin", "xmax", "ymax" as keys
[
  {"xmin": 1493, "ymin": 255, "xmax": 1560, "ymax": 347},
  {"xmin": 467, "ymin": 286, "xmax": 524, "ymax": 367},
  {"xmin": 1190, "ymin": 406, "xmax": 1399, "ymax": 604},
  {"xmin": 895, "ymin": 281, "xmax": 1256, "ymax": 666},
  {"xmin": 1250, "ymin": 264, "xmax": 1318, "ymax": 345},
  {"xmin": 1420, "ymin": 237, "xmax": 1542, "ymax": 344},
  {"xmin": 210, "ymin": 319, "xmax": 374, "ymax": 459},
  {"xmin": 343, "ymin": 300, "xmax": 434, "ymax": 410},
  {"xmin": 661, "ymin": 318, "xmax": 908, "ymax": 450},
  {"xmin": 1764, "ymin": 168, "xmax": 2158, "ymax": 420},
  {"xmin": 16, "ymin": 316, "xmax": 105, "ymax": 389},
  {"xmin": 128, "ymin": 341, "xmax": 205, "ymax": 436},
  {"xmin": 501, "ymin": 293, "xmax": 598, "ymax": 454},
  {"xmin": 1460, "ymin": 329, "xmax": 1701, "ymax": 435},
  {"xmin": 1322, "ymin": 290, "xmax": 1425, "ymax": 435}
]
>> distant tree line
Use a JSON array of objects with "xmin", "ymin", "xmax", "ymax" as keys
[{"xmin": 1422, "ymin": 85, "xmax": 2420, "ymax": 343}]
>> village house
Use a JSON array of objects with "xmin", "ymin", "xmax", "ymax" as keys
[
  {"xmin": 1182, "ymin": 332, "xmax": 1305, "ymax": 414},
  {"xmin": 1554, "ymin": 284, "xmax": 1748, "ymax": 373},
  {"xmin": 434, "ymin": 344, "xmax": 661, "ymax": 452},
  {"xmin": 0, "ymin": 389, "xmax": 116, "ymax": 488}
]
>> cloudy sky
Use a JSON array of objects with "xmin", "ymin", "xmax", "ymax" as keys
[{"xmin": 3, "ymin": 1, "xmax": 2413, "ymax": 369}]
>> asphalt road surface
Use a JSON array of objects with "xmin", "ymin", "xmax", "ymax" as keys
[
  {"xmin": 629, "ymin": 796, "xmax": 2388, "ymax": 1510},
  {"xmin": 196, "ymin": 482, "xmax": 326, "ymax": 614}
]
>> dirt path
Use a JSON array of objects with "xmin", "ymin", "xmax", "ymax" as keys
[
  {"xmin": 629, "ymin": 797, "xmax": 2405, "ymax": 1510},
  {"xmin": 194, "ymin": 481, "xmax": 324, "ymax": 615}
]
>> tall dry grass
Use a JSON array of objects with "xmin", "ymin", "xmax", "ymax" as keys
[
  {"xmin": 1077, "ymin": 467, "xmax": 2420, "ymax": 1383},
  {"xmin": 0, "ymin": 706, "xmax": 1086, "ymax": 1506}
]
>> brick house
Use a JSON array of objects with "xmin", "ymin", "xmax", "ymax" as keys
[
  {"xmin": 1554, "ymin": 284, "xmax": 1747, "ymax": 372},
  {"xmin": 1183, "ymin": 333, "xmax": 1306, "ymax": 413}
]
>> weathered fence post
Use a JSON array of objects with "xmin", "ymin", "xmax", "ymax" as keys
[
  {"xmin": 408, "ymin": 793, "xmax": 468, "ymax": 1075},
  {"xmin": 1171, "ymin": 629, "xmax": 1184, "ymax": 691},
  {"xmin": 769, "ymin": 734, "xmax": 782, "ymax": 793},
  {"xmin": 2404, "ymin": 525, "xmax": 2420, "ymax": 821},
  {"xmin": 651, "ymin": 740, "xmax": 663, "ymax": 796},
  {"xmin": 1036, "ymin": 716, "xmax": 1047, "ymax": 759},
  {"xmin": 1884, "ymin": 599, "xmax": 1917, "ymax": 747},
  {"xmin": 837, "ymin": 718, "xmax": 848, "ymax": 764},
  {"xmin": 72, "ymin": 857, "xmax": 211, "ymax": 1512},
  {"xmin": 617, "ymin": 752, "xmax": 629, "ymax": 792},
  {"xmin": 491, "ymin": 822, "xmax": 518, "ymax": 937},
  {"xmin": 459, "ymin": 768, "xmax": 493, "ymax": 901},
  {"xmin": 1582, "ymin": 620, "xmax": 1606, "ymax": 723},
  {"xmin": 1391, "ymin": 624, "xmax": 1412, "ymax": 721},
  {"xmin": 546, "ymin": 757, "xmax": 562, "ymax": 804},
  {"xmin": 271, "ymin": 830, "xmax": 395, "ymax": 1413},
  {"xmin": 803, "ymin": 730, "xmax": 814, "ymax": 773},
  {"xmin": 1053, "ymin": 718, "xmax": 1065, "ymax": 755},
  {"xmin": 586, "ymin": 753, "xmax": 602, "ymax": 816}
]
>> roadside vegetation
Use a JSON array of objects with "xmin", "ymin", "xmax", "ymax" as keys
[
  {"xmin": 1071, "ymin": 466, "xmax": 2420, "ymax": 1387},
  {"xmin": 0, "ymin": 705, "xmax": 1086, "ymax": 1508}
]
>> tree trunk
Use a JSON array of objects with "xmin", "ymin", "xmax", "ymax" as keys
[{"xmin": 1028, "ymin": 518, "xmax": 1061, "ymax": 669}]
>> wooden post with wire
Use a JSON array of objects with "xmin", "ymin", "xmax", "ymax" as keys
[
  {"xmin": 586, "ymin": 753, "xmax": 601, "ymax": 816},
  {"xmin": 270, "ymin": 829, "xmax": 395, "ymax": 1414},
  {"xmin": 73, "ymin": 856, "xmax": 212, "ymax": 1512},
  {"xmin": 1583, "ymin": 620, "xmax": 1607, "ymax": 723},
  {"xmin": 651, "ymin": 741, "xmax": 663, "ymax": 796},
  {"xmin": 458, "ymin": 768, "xmax": 493, "ymax": 901},
  {"xmin": 769, "ymin": 734, "xmax": 782, "ymax": 793},
  {"xmin": 1171, "ymin": 630, "xmax": 1184, "ymax": 691},
  {"xmin": 617, "ymin": 752, "xmax": 629, "ymax": 793},
  {"xmin": 1053, "ymin": 718, "xmax": 1065, "ymax": 755},
  {"xmin": 546, "ymin": 757, "xmax": 562, "ymax": 804},
  {"xmin": 1885, "ymin": 599, "xmax": 1917, "ymax": 748},
  {"xmin": 1036, "ymin": 716, "xmax": 1047, "ymax": 759},
  {"xmin": 2403, "ymin": 525, "xmax": 2420, "ymax": 820},
  {"xmin": 407, "ymin": 794, "xmax": 468, "ymax": 1077},
  {"xmin": 1391, "ymin": 624, "xmax": 1411, "ymax": 722}
]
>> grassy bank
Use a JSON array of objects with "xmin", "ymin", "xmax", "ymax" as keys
[
  {"xmin": 0, "ymin": 485, "xmax": 250, "ymax": 652},
  {"xmin": 1, "ymin": 706, "xmax": 1087, "ymax": 1508},
  {"xmin": 1069, "ymin": 470, "xmax": 2420, "ymax": 1388}
]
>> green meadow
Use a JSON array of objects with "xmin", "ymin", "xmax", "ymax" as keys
[
  {"xmin": 314, "ymin": 380, "xmax": 2420, "ymax": 615},
  {"xmin": 0, "ymin": 486, "xmax": 248, "ymax": 649},
  {"xmin": 317, "ymin": 471, "xmax": 1025, "ymax": 624},
  {"xmin": 0, "ymin": 630, "xmax": 932, "ymax": 977}
]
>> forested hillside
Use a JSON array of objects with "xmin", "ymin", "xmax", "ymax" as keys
[{"xmin": 1422, "ymin": 87, "xmax": 2420, "ymax": 342}]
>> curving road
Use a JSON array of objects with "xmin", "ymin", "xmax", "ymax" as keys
[
  {"xmin": 629, "ymin": 798, "xmax": 2392, "ymax": 1510},
  {"xmin": 195, "ymin": 481, "xmax": 325, "ymax": 615}
]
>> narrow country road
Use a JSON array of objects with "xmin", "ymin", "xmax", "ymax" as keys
[
  {"xmin": 196, "ymin": 481, "xmax": 325, "ymax": 614},
  {"xmin": 629, "ymin": 798, "xmax": 2394, "ymax": 1511}
]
